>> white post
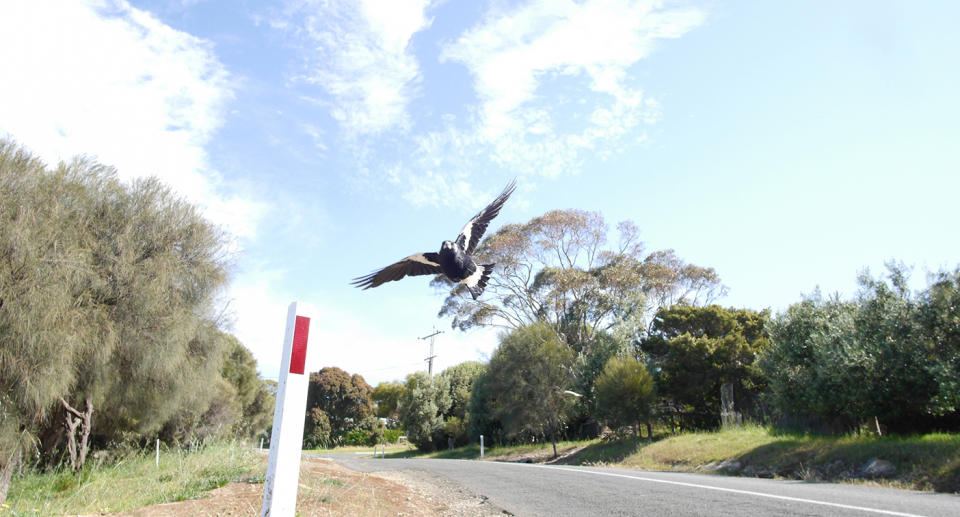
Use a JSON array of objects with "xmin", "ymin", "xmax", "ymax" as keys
[
  {"xmin": 155, "ymin": 439, "xmax": 160, "ymax": 468},
  {"xmin": 480, "ymin": 435, "xmax": 484, "ymax": 459},
  {"xmin": 260, "ymin": 437, "xmax": 264, "ymax": 451},
  {"xmin": 261, "ymin": 302, "xmax": 317, "ymax": 517}
]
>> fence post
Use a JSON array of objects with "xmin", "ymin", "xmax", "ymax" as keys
[{"xmin": 480, "ymin": 435, "xmax": 484, "ymax": 459}]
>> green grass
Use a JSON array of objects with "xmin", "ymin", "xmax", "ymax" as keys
[
  {"xmin": 3, "ymin": 441, "xmax": 261, "ymax": 516},
  {"xmin": 392, "ymin": 426, "xmax": 960, "ymax": 493}
]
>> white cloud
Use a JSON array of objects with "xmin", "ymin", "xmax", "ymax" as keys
[
  {"xmin": 281, "ymin": 0, "xmax": 434, "ymax": 135},
  {"xmin": 436, "ymin": 0, "xmax": 705, "ymax": 177},
  {"xmin": 0, "ymin": 0, "xmax": 265, "ymax": 240},
  {"xmin": 351, "ymin": 0, "xmax": 704, "ymax": 208}
]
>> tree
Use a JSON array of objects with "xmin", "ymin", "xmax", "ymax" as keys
[
  {"xmin": 304, "ymin": 367, "xmax": 374, "ymax": 447},
  {"xmin": 854, "ymin": 266, "xmax": 938, "ymax": 432},
  {"xmin": 372, "ymin": 380, "xmax": 404, "ymax": 422},
  {"xmin": 761, "ymin": 292, "xmax": 865, "ymax": 433},
  {"xmin": 398, "ymin": 372, "xmax": 451, "ymax": 451},
  {"xmin": 220, "ymin": 334, "xmax": 275, "ymax": 439},
  {"xmin": 1, "ymin": 140, "xmax": 240, "ymax": 499},
  {"xmin": 435, "ymin": 211, "xmax": 725, "ymax": 352},
  {"xmin": 0, "ymin": 141, "xmax": 282, "ymax": 502},
  {"xmin": 640, "ymin": 304, "xmax": 770, "ymax": 430},
  {"xmin": 762, "ymin": 264, "xmax": 958, "ymax": 434},
  {"xmin": 478, "ymin": 322, "xmax": 576, "ymax": 457},
  {"xmin": 594, "ymin": 356, "xmax": 655, "ymax": 437},
  {"xmin": 437, "ymin": 361, "xmax": 486, "ymax": 445},
  {"xmin": 438, "ymin": 361, "xmax": 486, "ymax": 420},
  {"xmin": 919, "ymin": 267, "xmax": 960, "ymax": 414}
]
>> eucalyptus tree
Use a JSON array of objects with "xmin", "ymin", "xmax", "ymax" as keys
[{"xmin": 434, "ymin": 210, "xmax": 725, "ymax": 351}]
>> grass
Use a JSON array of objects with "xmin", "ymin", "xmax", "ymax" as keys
[
  {"xmin": 392, "ymin": 426, "xmax": 960, "ymax": 493},
  {"xmin": 3, "ymin": 441, "xmax": 260, "ymax": 516}
]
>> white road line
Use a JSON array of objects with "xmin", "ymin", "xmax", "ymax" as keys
[{"xmin": 507, "ymin": 462, "xmax": 927, "ymax": 517}]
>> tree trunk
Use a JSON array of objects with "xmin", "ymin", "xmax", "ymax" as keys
[
  {"xmin": 551, "ymin": 430, "xmax": 558, "ymax": 458},
  {"xmin": 61, "ymin": 397, "xmax": 94, "ymax": 471},
  {"xmin": 646, "ymin": 420, "xmax": 653, "ymax": 441},
  {"xmin": 874, "ymin": 416, "xmax": 882, "ymax": 437},
  {"xmin": 0, "ymin": 450, "xmax": 18, "ymax": 504}
]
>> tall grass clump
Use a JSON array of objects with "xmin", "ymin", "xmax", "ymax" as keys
[{"xmin": 4, "ymin": 441, "xmax": 261, "ymax": 516}]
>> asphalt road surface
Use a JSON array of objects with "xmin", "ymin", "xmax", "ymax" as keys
[{"xmin": 318, "ymin": 455, "xmax": 960, "ymax": 517}]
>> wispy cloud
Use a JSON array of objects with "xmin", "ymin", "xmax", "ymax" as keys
[
  {"xmin": 272, "ymin": 0, "xmax": 703, "ymax": 208},
  {"xmin": 0, "ymin": 0, "xmax": 266, "ymax": 240},
  {"xmin": 351, "ymin": 0, "xmax": 703, "ymax": 208},
  {"xmin": 279, "ymin": 0, "xmax": 434, "ymax": 135},
  {"xmin": 438, "ymin": 0, "xmax": 705, "ymax": 175}
]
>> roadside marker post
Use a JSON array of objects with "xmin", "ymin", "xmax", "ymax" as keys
[{"xmin": 261, "ymin": 302, "xmax": 316, "ymax": 517}]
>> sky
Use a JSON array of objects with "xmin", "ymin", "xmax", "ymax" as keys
[{"xmin": 2, "ymin": 0, "xmax": 958, "ymax": 386}]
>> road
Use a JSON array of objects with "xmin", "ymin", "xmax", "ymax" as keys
[{"xmin": 317, "ymin": 455, "xmax": 960, "ymax": 517}]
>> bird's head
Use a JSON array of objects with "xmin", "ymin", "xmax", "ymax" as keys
[{"xmin": 440, "ymin": 240, "xmax": 454, "ymax": 252}]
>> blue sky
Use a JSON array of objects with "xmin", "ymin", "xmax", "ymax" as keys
[{"xmin": 2, "ymin": 0, "xmax": 958, "ymax": 386}]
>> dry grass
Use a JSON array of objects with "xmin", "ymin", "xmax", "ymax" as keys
[{"xmin": 4, "ymin": 442, "xmax": 259, "ymax": 516}]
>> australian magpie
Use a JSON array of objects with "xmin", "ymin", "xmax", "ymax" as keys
[{"xmin": 351, "ymin": 179, "xmax": 516, "ymax": 300}]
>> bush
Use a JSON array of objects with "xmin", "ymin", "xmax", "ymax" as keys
[
  {"xmin": 343, "ymin": 429, "xmax": 371, "ymax": 446},
  {"xmin": 383, "ymin": 429, "xmax": 404, "ymax": 444}
]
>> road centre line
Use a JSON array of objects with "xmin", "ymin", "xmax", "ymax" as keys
[{"xmin": 505, "ymin": 462, "xmax": 926, "ymax": 517}]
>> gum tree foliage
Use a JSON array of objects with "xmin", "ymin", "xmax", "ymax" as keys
[
  {"xmin": 470, "ymin": 322, "xmax": 576, "ymax": 457},
  {"xmin": 640, "ymin": 304, "xmax": 770, "ymax": 430},
  {"xmin": 763, "ymin": 264, "xmax": 958, "ymax": 433},
  {"xmin": 0, "ymin": 141, "xmax": 267, "ymax": 500},
  {"xmin": 432, "ymin": 210, "xmax": 725, "ymax": 436},
  {"xmin": 594, "ymin": 356, "xmax": 655, "ymax": 436},
  {"xmin": 434, "ymin": 210, "xmax": 726, "ymax": 347},
  {"xmin": 398, "ymin": 371, "xmax": 451, "ymax": 451},
  {"xmin": 303, "ymin": 367, "xmax": 375, "ymax": 447}
]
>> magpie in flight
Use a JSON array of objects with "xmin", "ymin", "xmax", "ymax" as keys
[{"xmin": 351, "ymin": 179, "xmax": 516, "ymax": 300}]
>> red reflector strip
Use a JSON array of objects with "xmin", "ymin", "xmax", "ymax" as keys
[{"xmin": 289, "ymin": 315, "xmax": 310, "ymax": 375}]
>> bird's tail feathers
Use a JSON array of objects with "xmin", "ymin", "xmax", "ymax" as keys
[{"xmin": 467, "ymin": 263, "xmax": 495, "ymax": 300}]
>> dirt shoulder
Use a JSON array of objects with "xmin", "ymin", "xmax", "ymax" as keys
[{"xmin": 111, "ymin": 454, "xmax": 504, "ymax": 517}]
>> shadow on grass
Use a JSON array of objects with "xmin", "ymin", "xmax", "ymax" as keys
[
  {"xmin": 552, "ymin": 436, "xmax": 651, "ymax": 466},
  {"xmin": 383, "ymin": 445, "xmax": 482, "ymax": 460},
  {"xmin": 733, "ymin": 432, "xmax": 960, "ymax": 493}
]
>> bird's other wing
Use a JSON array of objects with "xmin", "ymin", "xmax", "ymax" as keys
[
  {"xmin": 456, "ymin": 178, "xmax": 517, "ymax": 254},
  {"xmin": 351, "ymin": 252, "xmax": 443, "ymax": 289}
]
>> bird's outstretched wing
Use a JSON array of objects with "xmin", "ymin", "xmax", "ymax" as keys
[
  {"xmin": 456, "ymin": 178, "xmax": 516, "ymax": 254},
  {"xmin": 351, "ymin": 252, "xmax": 443, "ymax": 289}
]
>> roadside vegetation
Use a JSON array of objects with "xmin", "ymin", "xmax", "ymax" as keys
[
  {"xmin": 4, "ymin": 136, "xmax": 960, "ymax": 513},
  {"xmin": 0, "ymin": 141, "xmax": 274, "ymax": 503},
  {"xmin": 387, "ymin": 426, "xmax": 960, "ymax": 493},
  {"xmin": 2, "ymin": 442, "xmax": 260, "ymax": 516}
]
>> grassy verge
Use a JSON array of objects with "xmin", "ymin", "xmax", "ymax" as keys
[
  {"xmin": 391, "ymin": 426, "xmax": 960, "ymax": 493},
  {"xmin": 3, "ymin": 441, "xmax": 261, "ymax": 516},
  {"xmin": 608, "ymin": 425, "xmax": 960, "ymax": 490}
]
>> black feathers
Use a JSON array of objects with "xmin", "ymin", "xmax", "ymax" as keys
[
  {"xmin": 352, "ymin": 179, "xmax": 516, "ymax": 300},
  {"xmin": 350, "ymin": 253, "xmax": 442, "ymax": 290}
]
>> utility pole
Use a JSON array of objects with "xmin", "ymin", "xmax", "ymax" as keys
[{"xmin": 419, "ymin": 329, "xmax": 443, "ymax": 377}]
